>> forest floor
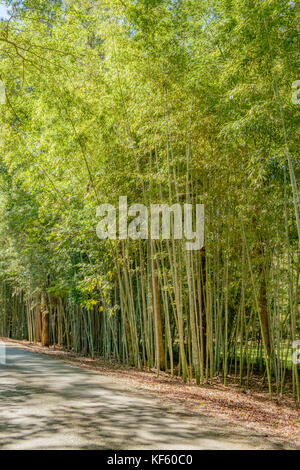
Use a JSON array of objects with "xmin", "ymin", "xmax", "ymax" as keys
[{"xmin": 2, "ymin": 338, "xmax": 300, "ymax": 449}]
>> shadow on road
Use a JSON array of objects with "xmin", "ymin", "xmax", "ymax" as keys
[{"xmin": 0, "ymin": 345, "xmax": 286, "ymax": 450}]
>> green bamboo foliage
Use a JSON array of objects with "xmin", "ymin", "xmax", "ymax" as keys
[{"xmin": 0, "ymin": 0, "xmax": 299, "ymax": 400}]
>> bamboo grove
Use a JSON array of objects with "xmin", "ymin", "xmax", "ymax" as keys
[{"xmin": 0, "ymin": 0, "xmax": 299, "ymax": 399}]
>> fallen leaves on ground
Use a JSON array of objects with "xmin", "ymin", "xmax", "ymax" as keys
[{"xmin": 4, "ymin": 338, "xmax": 299, "ymax": 448}]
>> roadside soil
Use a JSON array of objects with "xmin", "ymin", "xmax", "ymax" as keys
[{"xmin": 2, "ymin": 337, "xmax": 299, "ymax": 448}]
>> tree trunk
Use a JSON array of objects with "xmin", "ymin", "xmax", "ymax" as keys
[
  {"xmin": 200, "ymin": 247, "xmax": 207, "ymax": 367},
  {"xmin": 257, "ymin": 240, "xmax": 271, "ymax": 358},
  {"xmin": 41, "ymin": 293, "xmax": 50, "ymax": 346},
  {"xmin": 151, "ymin": 257, "xmax": 165, "ymax": 371},
  {"xmin": 35, "ymin": 298, "xmax": 42, "ymax": 343}
]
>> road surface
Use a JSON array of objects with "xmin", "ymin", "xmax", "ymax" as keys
[{"xmin": 0, "ymin": 342, "xmax": 290, "ymax": 450}]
